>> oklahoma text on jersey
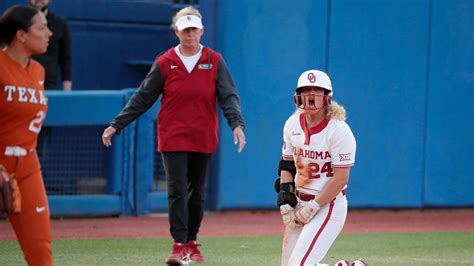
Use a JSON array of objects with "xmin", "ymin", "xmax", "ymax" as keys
[{"xmin": 293, "ymin": 147, "xmax": 331, "ymax": 160}]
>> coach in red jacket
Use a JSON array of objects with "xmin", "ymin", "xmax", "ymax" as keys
[{"xmin": 101, "ymin": 6, "xmax": 245, "ymax": 265}]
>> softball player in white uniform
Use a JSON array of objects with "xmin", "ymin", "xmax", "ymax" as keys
[{"xmin": 278, "ymin": 70, "xmax": 356, "ymax": 266}]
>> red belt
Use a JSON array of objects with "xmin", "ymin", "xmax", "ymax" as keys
[{"xmin": 296, "ymin": 189, "xmax": 346, "ymax": 202}]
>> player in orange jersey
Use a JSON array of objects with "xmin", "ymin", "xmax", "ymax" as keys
[{"xmin": 0, "ymin": 5, "xmax": 53, "ymax": 266}]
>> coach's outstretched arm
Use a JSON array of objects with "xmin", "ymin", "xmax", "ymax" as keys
[{"xmin": 102, "ymin": 62, "xmax": 163, "ymax": 147}]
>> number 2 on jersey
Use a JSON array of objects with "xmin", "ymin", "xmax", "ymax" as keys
[
  {"xmin": 308, "ymin": 162, "xmax": 334, "ymax": 178},
  {"xmin": 29, "ymin": 110, "xmax": 46, "ymax": 133}
]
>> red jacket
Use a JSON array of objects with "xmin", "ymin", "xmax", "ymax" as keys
[
  {"xmin": 156, "ymin": 48, "xmax": 221, "ymax": 153},
  {"xmin": 110, "ymin": 46, "xmax": 244, "ymax": 153}
]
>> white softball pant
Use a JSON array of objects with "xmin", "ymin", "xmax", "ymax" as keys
[{"xmin": 281, "ymin": 193, "xmax": 347, "ymax": 266}]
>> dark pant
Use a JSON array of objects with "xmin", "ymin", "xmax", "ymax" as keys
[{"xmin": 161, "ymin": 152, "xmax": 212, "ymax": 244}]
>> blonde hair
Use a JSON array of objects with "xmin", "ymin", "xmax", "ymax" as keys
[
  {"xmin": 293, "ymin": 101, "xmax": 347, "ymax": 121},
  {"xmin": 326, "ymin": 101, "xmax": 346, "ymax": 121},
  {"xmin": 171, "ymin": 6, "xmax": 202, "ymax": 28}
]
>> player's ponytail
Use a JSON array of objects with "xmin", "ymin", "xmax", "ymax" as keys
[
  {"xmin": 326, "ymin": 101, "xmax": 346, "ymax": 121},
  {"xmin": 0, "ymin": 5, "xmax": 39, "ymax": 46}
]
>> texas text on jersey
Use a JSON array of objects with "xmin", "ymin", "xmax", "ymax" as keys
[{"xmin": 0, "ymin": 50, "xmax": 48, "ymax": 149}]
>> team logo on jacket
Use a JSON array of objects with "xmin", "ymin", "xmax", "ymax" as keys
[
  {"xmin": 198, "ymin": 64, "xmax": 213, "ymax": 69},
  {"xmin": 339, "ymin": 153, "xmax": 351, "ymax": 161}
]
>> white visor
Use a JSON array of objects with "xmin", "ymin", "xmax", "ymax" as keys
[{"xmin": 176, "ymin": 15, "xmax": 203, "ymax": 31}]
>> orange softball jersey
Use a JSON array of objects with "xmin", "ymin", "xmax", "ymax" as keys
[{"xmin": 0, "ymin": 50, "xmax": 48, "ymax": 149}]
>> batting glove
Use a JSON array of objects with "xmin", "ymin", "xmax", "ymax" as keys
[
  {"xmin": 295, "ymin": 200, "xmax": 320, "ymax": 224},
  {"xmin": 279, "ymin": 204, "xmax": 301, "ymax": 228}
]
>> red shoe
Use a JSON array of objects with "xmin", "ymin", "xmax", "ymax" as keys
[
  {"xmin": 187, "ymin": 240, "xmax": 205, "ymax": 263},
  {"xmin": 165, "ymin": 242, "xmax": 188, "ymax": 265}
]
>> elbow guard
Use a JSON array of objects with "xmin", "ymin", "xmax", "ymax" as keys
[{"xmin": 278, "ymin": 159, "xmax": 296, "ymax": 178}]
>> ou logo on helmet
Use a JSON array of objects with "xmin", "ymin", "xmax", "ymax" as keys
[{"xmin": 307, "ymin": 73, "xmax": 316, "ymax": 83}]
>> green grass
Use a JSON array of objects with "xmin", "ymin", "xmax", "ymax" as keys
[{"xmin": 0, "ymin": 232, "xmax": 472, "ymax": 265}]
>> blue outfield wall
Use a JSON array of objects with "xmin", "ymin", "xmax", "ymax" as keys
[
  {"xmin": 0, "ymin": 1, "xmax": 471, "ymax": 215},
  {"xmin": 328, "ymin": 0, "xmax": 430, "ymax": 208},
  {"xmin": 214, "ymin": 0, "xmax": 330, "ymax": 209},
  {"xmin": 214, "ymin": 0, "xmax": 473, "ymax": 209},
  {"xmin": 423, "ymin": 0, "xmax": 474, "ymax": 206}
]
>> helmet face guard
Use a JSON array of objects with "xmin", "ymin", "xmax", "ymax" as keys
[{"xmin": 294, "ymin": 90, "xmax": 332, "ymax": 110}]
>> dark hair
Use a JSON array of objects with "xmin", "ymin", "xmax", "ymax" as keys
[{"xmin": 0, "ymin": 5, "xmax": 39, "ymax": 45}]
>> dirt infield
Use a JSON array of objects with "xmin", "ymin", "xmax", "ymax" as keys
[{"xmin": 0, "ymin": 209, "xmax": 473, "ymax": 240}]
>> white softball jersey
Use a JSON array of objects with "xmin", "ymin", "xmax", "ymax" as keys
[
  {"xmin": 282, "ymin": 111, "xmax": 356, "ymax": 193},
  {"xmin": 280, "ymin": 111, "xmax": 356, "ymax": 266}
]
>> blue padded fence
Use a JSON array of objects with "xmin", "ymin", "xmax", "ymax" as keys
[
  {"xmin": 42, "ymin": 91, "xmax": 132, "ymax": 216},
  {"xmin": 38, "ymin": 126, "xmax": 108, "ymax": 195}
]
